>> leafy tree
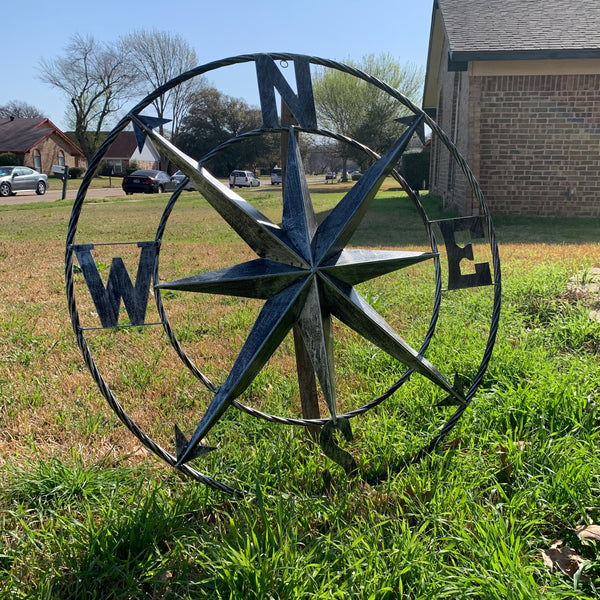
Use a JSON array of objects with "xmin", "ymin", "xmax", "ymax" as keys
[
  {"xmin": 120, "ymin": 30, "xmax": 203, "ymax": 140},
  {"xmin": 313, "ymin": 53, "xmax": 424, "ymax": 177},
  {"xmin": 175, "ymin": 86, "xmax": 279, "ymax": 177},
  {"xmin": 39, "ymin": 34, "xmax": 134, "ymax": 162},
  {"xmin": 0, "ymin": 101, "xmax": 44, "ymax": 119},
  {"xmin": 402, "ymin": 149, "xmax": 431, "ymax": 190}
]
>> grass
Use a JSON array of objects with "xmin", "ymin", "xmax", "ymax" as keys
[
  {"xmin": 46, "ymin": 174, "xmax": 123, "ymax": 192},
  {"xmin": 0, "ymin": 181, "xmax": 599, "ymax": 598}
]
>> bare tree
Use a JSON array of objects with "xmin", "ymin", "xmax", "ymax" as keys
[
  {"xmin": 120, "ymin": 29, "xmax": 203, "ymax": 139},
  {"xmin": 0, "ymin": 100, "xmax": 44, "ymax": 119},
  {"xmin": 38, "ymin": 34, "xmax": 134, "ymax": 162}
]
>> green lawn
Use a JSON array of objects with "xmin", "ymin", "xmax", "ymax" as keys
[
  {"xmin": 0, "ymin": 186, "xmax": 598, "ymax": 598},
  {"xmin": 46, "ymin": 174, "xmax": 122, "ymax": 191}
]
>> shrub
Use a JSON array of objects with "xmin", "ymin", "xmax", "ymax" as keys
[
  {"xmin": 351, "ymin": 173, "xmax": 362, "ymax": 181},
  {"xmin": 401, "ymin": 149, "xmax": 430, "ymax": 190},
  {"xmin": 0, "ymin": 152, "xmax": 19, "ymax": 166},
  {"xmin": 125, "ymin": 161, "xmax": 140, "ymax": 175},
  {"xmin": 68, "ymin": 167, "xmax": 84, "ymax": 179}
]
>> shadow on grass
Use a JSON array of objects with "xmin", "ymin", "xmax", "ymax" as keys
[
  {"xmin": 0, "ymin": 457, "xmax": 233, "ymax": 599},
  {"xmin": 346, "ymin": 192, "xmax": 600, "ymax": 246},
  {"xmin": 491, "ymin": 213, "xmax": 600, "ymax": 245},
  {"xmin": 46, "ymin": 486, "xmax": 210, "ymax": 599},
  {"xmin": 318, "ymin": 193, "xmax": 458, "ymax": 248}
]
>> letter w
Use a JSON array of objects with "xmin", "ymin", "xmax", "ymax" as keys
[{"xmin": 72, "ymin": 242, "xmax": 157, "ymax": 328}]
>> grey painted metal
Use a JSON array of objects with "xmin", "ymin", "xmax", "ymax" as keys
[
  {"xmin": 157, "ymin": 259, "xmax": 306, "ymax": 299},
  {"xmin": 312, "ymin": 116, "xmax": 424, "ymax": 264},
  {"xmin": 155, "ymin": 127, "xmax": 447, "ymax": 434},
  {"xmin": 319, "ymin": 249, "xmax": 437, "ymax": 285},
  {"xmin": 318, "ymin": 273, "xmax": 461, "ymax": 401},
  {"xmin": 434, "ymin": 216, "xmax": 493, "ymax": 290},
  {"xmin": 131, "ymin": 114, "xmax": 308, "ymax": 269},
  {"xmin": 66, "ymin": 52, "xmax": 501, "ymax": 492},
  {"xmin": 281, "ymin": 120, "xmax": 317, "ymax": 260},
  {"xmin": 296, "ymin": 280, "xmax": 337, "ymax": 420},
  {"xmin": 256, "ymin": 54, "xmax": 318, "ymax": 129},
  {"xmin": 319, "ymin": 418, "xmax": 357, "ymax": 477},
  {"xmin": 158, "ymin": 126, "xmax": 459, "ymax": 466},
  {"xmin": 134, "ymin": 116, "xmax": 171, "ymax": 151},
  {"xmin": 71, "ymin": 241, "xmax": 157, "ymax": 328}
]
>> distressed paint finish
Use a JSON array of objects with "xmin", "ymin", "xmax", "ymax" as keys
[
  {"xmin": 140, "ymin": 119, "xmax": 464, "ymax": 466},
  {"xmin": 434, "ymin": 216, "xmax": 492, "ymax": 290},
  {"xmin": 255, "ymin": 54, "xmax": 318, "ymax": 129},
  {"xmin": 66, "ymin": 53, "xmax": 501, "ymax": 491},
  {"xmin": 71, "ymin": 241, "xmax": 158, "ymax": 328}
]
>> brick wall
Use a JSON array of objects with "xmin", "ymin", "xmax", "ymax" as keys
[
  {"xmin": 430, "ymin": 49, "xmax": 471, "ymax": 214},
  {"xmin": 430, "ymin": 46, "xmax": 600, "ymax": 217},
  {"xmin": 23, "ymin": 133, "xmax": 85, "ymax": 174},
  {"xmin": 476, "ymin": 74, "xmax": 600, "ymax": 216}
]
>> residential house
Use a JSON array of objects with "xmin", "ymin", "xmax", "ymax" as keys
[
  {"xmin": 423, "ymin": 0, "xmax": 600, "ymax": 216},
  {"xmin": 0, "ymin": 117, "xmax": 85, "ymax": 174},
  {"xmin": 98, "ymin": 131, "xmax": 160, "ymax": 175}
]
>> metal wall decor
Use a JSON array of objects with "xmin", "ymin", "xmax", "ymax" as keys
[{"xmin": 66, "ymin": 53, "xmax": 501, "ymax": 494}]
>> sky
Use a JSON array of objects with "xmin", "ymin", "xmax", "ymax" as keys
[{"xmin": 3, "ymin": 0, "xmax": 434, "ymax": 130}]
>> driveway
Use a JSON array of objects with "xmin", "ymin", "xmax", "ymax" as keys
[{"xmin": 0, "ymin": 186, "xmax": 125, "ymax": 206}]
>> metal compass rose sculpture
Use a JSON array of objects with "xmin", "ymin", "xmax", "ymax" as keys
[{"xmin": 66, "ymin": 53, "xmax": 501, "ymax": 494}]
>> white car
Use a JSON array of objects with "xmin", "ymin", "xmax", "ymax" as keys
[
  {"xmin": 229, "ymin": 170, "xmax": 260, "ymax": 188},
  {"xmin": 270, "ymin": 168, "xmax": 282, "ymax": 185}
]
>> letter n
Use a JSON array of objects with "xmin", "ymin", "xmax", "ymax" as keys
[
  {"xmin": 256, "ymin": 54, "xmax": 318, "ymax": 129},
  {"xmin": 72, "ymin": 241, "xmax": 158, "ymax": 328}
]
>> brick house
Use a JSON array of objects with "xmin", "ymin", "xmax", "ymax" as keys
[
  {"xmin": 423, "ymin": 0, "xmax": 600, "ymax": 216},
  {"xmin": 0, "ymin": 118, "xmax": 85, "ymax": 174},
  {"xmin": 98, "ymin": 131, "xmax": 161, "ymax": 175}
]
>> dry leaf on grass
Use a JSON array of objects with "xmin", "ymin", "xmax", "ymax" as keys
[
  {"xmin": 446, "ymin": 437, "xmax": 462, "ymax": 450},
  {"xmin": 575, "ymin": 524, "xmax": 600, "ymax": 543},
  {"xmin": 498, "ymin": 441, "xmax": 528, "ymax": 476},
  {"xmin": 498, "ymin": 444, "xmax": 512, "ymax": 476},
  {"xmin": 541, "ymin": 540, "xmax": 587, "ymax": 580}
]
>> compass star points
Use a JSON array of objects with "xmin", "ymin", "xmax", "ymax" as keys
[{"xmin": 160, "ymin": 119, "xmax": 462, "ymax": 465}]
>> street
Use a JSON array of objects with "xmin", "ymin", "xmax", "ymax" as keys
[{"xmin": 0, "ymin": 186, "xmax": 125, "ymax": 206}]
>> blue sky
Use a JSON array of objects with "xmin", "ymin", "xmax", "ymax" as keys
[{"xmin": 5, "ymin": 0, "xmax": 434, "ymax": 130}]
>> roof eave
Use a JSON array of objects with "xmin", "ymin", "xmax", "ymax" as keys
[
  {"xmin": 448, "ymin": 48, "xmax": 600, "ymax": 70},
  {"xmin": 422, "ymin": 1, "xmax": 445, "ymax": 112}
]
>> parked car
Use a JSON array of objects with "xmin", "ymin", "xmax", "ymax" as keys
[
  {"xmin": 229, "ymin": 170, "xmax": 260, "ymax": 188},
  {"xmin": 0, "ymin": 166, "xmax": 48, "ymax": 197},
  {"xmin": 325, "ymin": 171, "xmax": 336, "ymax": 180},
  {"xmin": 171, "ymin": 170, "xmax": 196, "ymax": 191},
  {"xmin": 122, "ymin": 170, "xmax": 178, "ymax": 195},
  {"xmin": 270, "ymin": 168, "xmax": 282, "ymax": 185}
]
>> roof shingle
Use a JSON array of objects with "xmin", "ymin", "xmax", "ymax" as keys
[
  {"xmin": 438, "ymin": 0, "xmax": 600, "ymax": 60},
  {"xmin": 0, "ymin": 118, "xmax": 51, "ymax": 153},
  {"xmin": 103, "ymin": 131, "xmax": 138, "ymax": 159},
  {"xmin": 0, "ymin": 117, "xmax": 84, "ymax": 156}
]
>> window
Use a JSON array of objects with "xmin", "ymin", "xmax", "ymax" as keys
[
  {"xmin": 58, "ymin": 151, "xmax": 65, "ymax": 167},
  {"xmin": 104, "ymin": 159, "xmax": 122, "ymax": 174},
  {"xmin": 33, "ymin": 150, "xmax": 41, "ymax": 172}
]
